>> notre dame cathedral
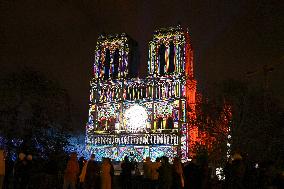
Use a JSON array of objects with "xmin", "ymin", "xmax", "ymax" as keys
[{"xmin": 86, "ymin": 25, "xmax": 197, "ymax": 162}]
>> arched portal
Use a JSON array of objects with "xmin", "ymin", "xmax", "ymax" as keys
[
  {"xmin": 104, "ymin": 49, "xmax": 111, "ymax": 80},
  {"xmin": 168, "ymin": 41, "xmax": 175, "ymax": 73},
  {"xmin": 158, "ymin": 44, "xmax": 166, "ymax": 75},
  {"xmin": 112, "ymin": 49, "xmax": 119, "ymax": 79},
  {"xmin": 166, "ymin": 117, "xmax": 174, "ymax": 129},
  {"xmin": 157, "ymin": 117, "xmax": 163, "ymax": 129}
]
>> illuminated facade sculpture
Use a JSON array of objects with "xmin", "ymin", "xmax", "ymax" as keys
[{"xmin": 86, "ymin": 25, "xmax": 197, "ymax": 162}]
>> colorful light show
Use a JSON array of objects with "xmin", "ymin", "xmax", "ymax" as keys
[{"xmin": 86, "ymin": 25, "xmax": 197, "ymax": 162}]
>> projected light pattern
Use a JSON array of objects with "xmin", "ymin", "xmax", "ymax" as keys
[
  {"xmin": 86, "ymin": 25, "xmax": 197, "ymax": 162},
  {"xmin": 125, "ymin": 105, "xmax": 148, "ymax": 132}
]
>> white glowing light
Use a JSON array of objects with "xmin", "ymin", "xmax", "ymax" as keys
[
  {"xmin": 115, "ymin": 122, "xmax": 120, "ymax": 130},
  {"xmin": 124, "ymin": 104, "xmax": 148, "ymax": 132},
  {"xmin": 216, "ymin": 167, "xmax": 225, "ymax": 180}
]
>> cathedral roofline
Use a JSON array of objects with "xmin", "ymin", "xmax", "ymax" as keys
[
  {"xmin": 97, "ymin": 32, "xmax": 137, "ymax": 44},
  {"xmin": 153, "ymin": 24, "xmax": 184, "ymax": 35}
]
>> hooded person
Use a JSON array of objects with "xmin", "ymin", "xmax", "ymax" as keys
[{"xmin": 63, "ymin": 152, "xmax": 80, "ymax": 189}]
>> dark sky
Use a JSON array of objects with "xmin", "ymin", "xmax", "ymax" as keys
[{"xmin": 1, "ymin": 0, "xmax": 283, "ymax": 131}]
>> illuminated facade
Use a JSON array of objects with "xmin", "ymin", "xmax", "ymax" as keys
[{"xmin": 86, "ymin": 25, "xmax": 197, "ymax": 162}]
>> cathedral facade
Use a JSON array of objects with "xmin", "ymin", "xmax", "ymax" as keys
[{"xmin": 86, "ymin": 25, "xmax": 197, "ymax": 162}]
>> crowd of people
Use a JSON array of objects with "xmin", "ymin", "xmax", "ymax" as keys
[
  {"xmin": 0, "ymin": 148, "xmax": 283, "ymax": 189},
  {"xmin": 0, "ymin": 149, "xmax": 38, "ymax": 189},
  {"xmin": 47, "ymin": 153, "xmax": 284, "ymax": 189}
]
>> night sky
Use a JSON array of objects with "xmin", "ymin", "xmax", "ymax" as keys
[{"xmin": 1, "ymin": 0, "xmax": 283, "ymax": 131}]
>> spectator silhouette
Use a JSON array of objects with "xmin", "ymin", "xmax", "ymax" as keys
[
  {"xmin": 121, "ymin": 156, "xmax": 132, "ymax": 189},
  {"xmin": 157, "ymin": 156, "xmax": 172, "ymax": 189},
  {"xmin": 143, "ymin": 157, "xmax": 152, "ymax": 180},
  {"xmin": 223, "ymin": 153, "xmax": 246, "ymax": 189},
  {"xmin": 63, "ymin": 152, "xmax": 79, "ymax": 189},
  {"xmin": 14, "ymin": 153, "xmax": 28, "ymax": 189},
  {"xmin": 78, "ymin": 156, "xmax": 86, "ymax": 189},
  {"xmin": 183, "ymin": 159, "xmax": 202, "ymax": 189},
  {"xmin": 150, "ymin": 157, "xmax": 161, "ymax": 189},
  {"xmin": 172, "ymin": 157, "xmax": 184, "ymax": 189},
  {"xmin": 26, "ymin": 154, "xmax": 35, "ymax": 189},
  {"xmin": 100, "ymin": 158, "xmax": 112, "ymax": 189},
  {"xmin": 80, "ymin": 154, "xmax": 100, "ymax": 189}
]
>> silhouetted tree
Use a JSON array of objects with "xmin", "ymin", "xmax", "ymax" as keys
[
  {"xmin": 0, "ymin": 69, "xmax": 72, "ymax": 159},
  {"xmin": 217, "ymin": 79, "xmax": 284, "ymax": 163},
  {"xmin": 190, "ymin": 79, "xmax": 284, "ymax": 167}
]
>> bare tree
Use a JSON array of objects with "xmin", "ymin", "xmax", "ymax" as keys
[
  {"xmin": 190, "ymin": 79, "xmax": 284, "ymax": 166},
  {"xmin": 0, "ymin": 69, "xmax": 72, "ymax": 159}
]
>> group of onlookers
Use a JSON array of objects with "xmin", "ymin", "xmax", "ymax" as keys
[
  {"xmin": 140, "ymin": 154, "xmax": 284, "ymax": 189},
  {"xmin": 0, "ymin": 149, "xmax": 35, "ymax": 189},
  {"xmin": 63, "ymin": 153, "xmax": 113, "ymax": 189},
  {"xmin": 63, "ymin": 154, "xmax": 185, "ymax": 189},
  {"xmin": 0, "ymin": 149, "xmax": 283, "ymax": 189},
  {"xmin": 141, "ymin": 156, "xmax": 184, "ymax": 189}
]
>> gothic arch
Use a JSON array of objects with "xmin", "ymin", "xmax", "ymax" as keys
[
  {"xmin": 108, "ymin": 118, "xmax": 116, "ymax": 131},
  {"xmin": 158, "ymin": 44, "xmax": 166, "ymax": 75},
  {"xmin": 157, "ymin": 117, "xmax": 163, "ymax": 129},
  {"xmin": 98, "ymin": 119, "xmax": 106, "ymax": 131},
  {"xmin": 167, "ymin": 41, "xmax": 175, "ymax": 73},
  {"xmin": 104, "ymin": 48, "xmax": 111, "ymax": 80},
  {"xmin": 166, "ymin": 117, "xmax": 174, "ymax": 129},
  {"xmin": 112, "ymin": 48, "xmax": 119, "ymax": 79}
]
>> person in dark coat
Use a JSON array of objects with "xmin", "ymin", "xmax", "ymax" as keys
[
  {"xmin": 83, "ymin": 154, "xmax": 100, "ymax": 189},
  {"xmin": 78, "ymin": 157, "xmax": 86, "ymax": 174},
  {"xmin": 172, "ymin": 157, "xmax": 184, "ymax": 189},
  {"xmin": 13, "ymin": 153, "xmax": 28, "ymax": 189},
  {"xmin": 4, "ymin": 155, "xmax": 14, "ymax": 189},
  {"xmin": 78, "ymin": 157, "xmax": 86, "ymax": 189},
  {"xmin": 120, "ymin": 156, "xmax": 132, "ymax": 189},
  {"xmin": 26, "ymin": 154, "xmax": 35, "ymax": 189},
  {"xmin": 108, "ymin": 158, "xmax": 114, "ymax": 189},
  {"xmin": 223, "ymin": 154, "xmax": 246, "ymax": 189},
  {"xmin": 63, "ymin": 152, "xmax": 80, "ymax": 189},
  {"xmin": 183, "ymin": 160, "xmax": 202, "ymax": 189},
  {"xmin": 157, "ymin": 156, "xmax": 173, "ymax": 189},
  {"xmin": 100, "ymin": 158, "xmax": 112, "ymax": 189}
]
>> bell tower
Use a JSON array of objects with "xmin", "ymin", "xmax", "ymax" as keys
[
  {"xmin": 147, "ymin": 25, "xmax": 197, "ymax": 158},
  {"xmin": 93, "ymin": 33, "xmax": 139, "ymax": 80}
]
